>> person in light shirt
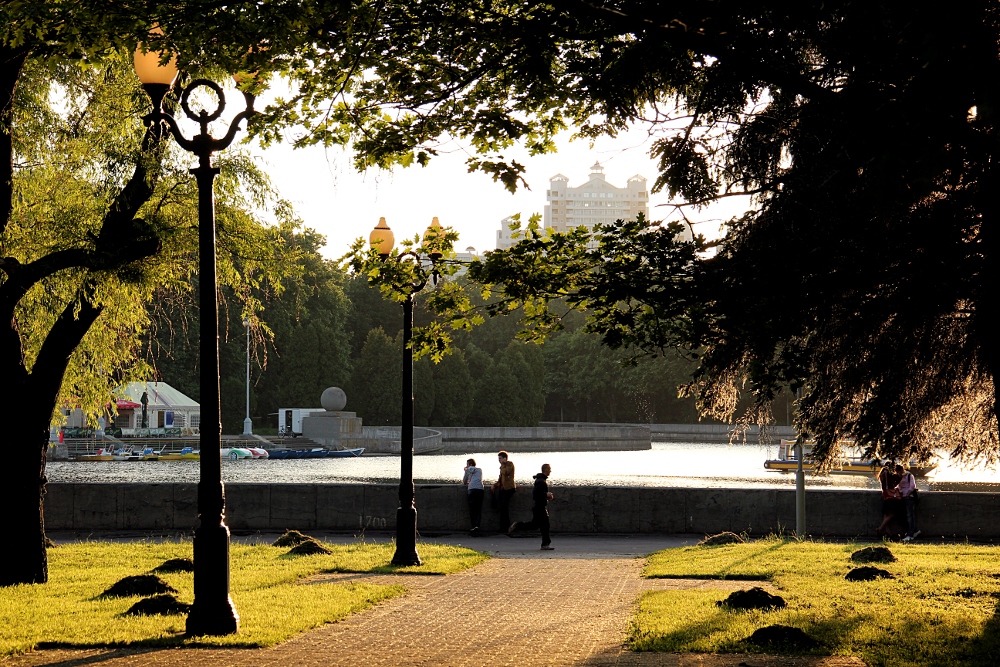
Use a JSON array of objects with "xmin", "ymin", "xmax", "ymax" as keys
[
  {"xmin": 895, "ymin": 463, "xmax": 921, "ymax": 542},
  {"xmin": 462, "ymin": 458, "xmax": 485, "ymax": 536}
]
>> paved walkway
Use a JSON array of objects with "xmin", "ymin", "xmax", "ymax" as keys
[{"xmin": 6, "ymin": 534, "xmax": 864, "ymax": 667}]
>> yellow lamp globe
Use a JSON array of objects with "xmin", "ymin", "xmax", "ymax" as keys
[
  {"xmin": 132, "ymin": 27, "xmax": 177, "ymax": 86},
  {"xmin": 370, "ymin": 217, "xmax": 395, "ymax": 257}
]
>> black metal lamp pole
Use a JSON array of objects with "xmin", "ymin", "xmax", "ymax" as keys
[
  {"xmin": 395, "ymin": 287, "xmax": 421, "ymax": 565},
  {"xmin": 136, "ymin": 65, "xmax": 254, "ymax": 634},
  {"xmin": 369, "ymin": 219, "xmax": 443, "ymax": 566}
]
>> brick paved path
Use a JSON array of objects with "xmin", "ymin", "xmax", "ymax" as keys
[{"xmin": 5, "ymin": 555, "xmax": 863, "ymax": 667}]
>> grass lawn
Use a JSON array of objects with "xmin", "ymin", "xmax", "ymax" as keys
[
  {"xmin": 632, "ymin": 538, "xmax": 1000, "ymax": 667},
  {"xmin": 0, "ymin": 539, "xmax": 486, "ymax": 656}
]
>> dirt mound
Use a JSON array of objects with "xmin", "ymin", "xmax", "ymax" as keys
[
  {"xmin": 845, "ymin": 566, "xmax": 895, "ymax": 581},
  {"xmin": 850, "ymin": 546, "xmax": 896, "ymax": 564},
  {"xmin": 288, "ymin": 539, "xmax": 332, "ymax": 555},
  {"xmin": 953, "ymin": 588, "xmax": 984, "ymax": 598},
  {"xmin": 746, "ymin": 624, "xmax": 822, "ymax": 650},
  {"xmin": 698, "ymin": 532, "xmax": 746, "ymax": 546},
  {"xmin": 153, "ymin": 558, "xmax": 194, "ymax": 573},
  {"xmin": 100, "ymin": 574, "xmax": 177, "ymax": 598},
  {"xmin": 716, "ymin": 587, "xmax": 787, "ymax": 611},
  {"xmin": 273, "ymin": 529, "xmax": 314, "ymax": 547},
  {"xmin": 124, "ymin": 594, "xmax": 191, "ymax": 616}
]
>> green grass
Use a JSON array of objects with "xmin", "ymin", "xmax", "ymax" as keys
[
  {"xmin": 0, "ymin": 539, "xmax": 487, "ymax": 655},
  {"xmin": 633, "ymin": 538, "xmax": 1000, "ymax": 667}
]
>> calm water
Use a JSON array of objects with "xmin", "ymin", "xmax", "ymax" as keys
[{"xmin": 45, "ymin": 442, "xmax": 1000, "ymax": 491}]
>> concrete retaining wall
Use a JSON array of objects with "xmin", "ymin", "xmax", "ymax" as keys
[
  {"xmin": 435, "ymin": 425, "xmax": 651, "ymax": 452},
  {"xmin": 539, "ymin": 422, "xmax": 797, "ymax": 444},
  {"xmin": 43, "ymin": 483, "xmax": 1000, "ymax": 540}
]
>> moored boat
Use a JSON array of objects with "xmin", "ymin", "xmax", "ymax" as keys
[
  {"xmin": 111, "ymin": 446, "xmax": 142, "ymax": 461},
  {"xmin": 764, "ymin": 440, "xmax": 937, "ymax": 476},
  {"xmin": 221, "ymin": 447, "xmax": 254, "ymax": 460},
  {"xmin": 79, "ymin": 447, "xmax": 115, "ymax": 461},
  {"xmin": 326, "ymin": 447, "xmax": 364, "ymax": 458},
  {"xmin": 159, "ymin": 446, "xmax": 200, "ymax": 460}
]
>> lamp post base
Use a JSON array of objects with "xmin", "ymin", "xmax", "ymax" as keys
[
  {"xmin": 242, "ymin": 417, "xmax": 253, "ymax": 436},
  {"xmin": 186, "ymin": 521, "xmax": 240, "ymax": 636},
  {"xmin": 391, "ymin": 505, "xmax": 421, "ymax": 566}
]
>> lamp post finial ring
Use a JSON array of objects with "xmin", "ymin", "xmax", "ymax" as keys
[{"xmin": 181, "ymin": 79, "xmax": 227, "ymax": 125}]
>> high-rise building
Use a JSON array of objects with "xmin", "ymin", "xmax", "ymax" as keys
[
  {"xmin": 495, "ymin": 215, "xmax": 520, "ymax": 250},
  {"xmin": 543, "ymin": 162, "xmax": 649, "ymax": 232}
]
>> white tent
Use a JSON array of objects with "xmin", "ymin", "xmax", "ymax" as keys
[{"xmin": 116, "ymin": 382, "xmax": 200, "ymax": 435}]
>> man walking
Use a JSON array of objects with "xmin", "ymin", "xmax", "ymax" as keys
[
  {"xmin": 508, "ymin": 463, "xmax": 554, "ymax": 550},
  {"xmin": 495, "ymin": 451, "xmax": 516, "ymax": 532},
  {"xmin": 462, "ymin": 458, "xmax": 484, "ymax": 536}
]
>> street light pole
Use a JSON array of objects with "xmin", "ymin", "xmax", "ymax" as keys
[
  {"xmin": 243, "ymin": 319, "xmax": 252, "ymax": 436},
  {"xmin": 368, "ymin": 217, "xmax": 445, "ymax": 566},
  {"xmin": 134, "ymin": 43, "xmax": 255, "ymax": 636},
  {"xmin": 396, "ymin": 290, "xmax": 419, "ymax": 565}
]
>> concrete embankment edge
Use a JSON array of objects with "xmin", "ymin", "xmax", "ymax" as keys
[
  {"xmin": 44, "ymin": 483, "xmax": 997, "ymax": 540},
  {"xmin": 434, "ymin": 425, "xmax": 652, "ymax": 452}
]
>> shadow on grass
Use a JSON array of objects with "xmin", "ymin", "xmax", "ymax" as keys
[
  {"xmin": 631, "ymin": 604, "xmax": 870, "ymax": 657},
  {"xmin": 644, "ymin": 572, "xmax": 770, "ymax": 581},
  {"xmin": 31, "ymin": 638, "xmax": 271, "ymax": 665},
  {"xmin": 322, "ymin": 567, "xmax": 446, "ymax": 576},
  {"xmin": 964, "ymin": 596, "xmax": 1000, "ymax": 667},
  {"xmin": 646, "ymin": 540, "xmax": 786, "ymax": 581}
]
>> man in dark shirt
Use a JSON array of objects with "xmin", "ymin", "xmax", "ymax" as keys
[{"xmin": 508, "ymin": 464, "xmax": 554, "ymax": 550}]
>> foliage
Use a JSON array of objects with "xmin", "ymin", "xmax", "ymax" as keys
[
  {"xmin": 427, "ymin": 348, "xmax": 474, "ymax": 427},
  {"xmin": 351, "ymin": 328, "xmax": 402, "ymax": 426},
  {"xmin": 0, "ymin": 539, "xmax": 486, "ymax": 655},
  {"xmin": 635, "ymin": 539, "xmax": 1000, "ymax": 666},
  {"xmin": 269, "ymin": 1, "xmax": 1000, "ymax": 463},
  {"xmin": 467, "ymin": 342, "xmax": 546, "ymax": 427}
]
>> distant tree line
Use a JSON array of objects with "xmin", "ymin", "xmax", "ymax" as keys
[{"xmin": 150, "ymin": 237, "xmax": 791, "ymax": 432}]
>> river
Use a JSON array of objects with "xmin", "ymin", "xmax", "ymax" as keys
[{"xmin": 44, "ymin": 441, "xmax": 1000, "ymax": 491}]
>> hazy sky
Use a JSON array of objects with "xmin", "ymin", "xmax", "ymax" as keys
[{"xmin": 191, "ymin": 83, "xmax": 750, "ymax": 259}]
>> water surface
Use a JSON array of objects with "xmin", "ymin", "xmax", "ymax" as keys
[{"xmin": 45, "ymin": 442, "xmax": 1000, "ymax": 491}]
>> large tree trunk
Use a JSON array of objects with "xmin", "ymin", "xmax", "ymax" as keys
[
  {"xmin": 2, "ymin": 397, "xmax": 51, "ymax": 586},
  {"xmin": 0, "ymin": 291, "xmax": 102, "ymax": 586}
]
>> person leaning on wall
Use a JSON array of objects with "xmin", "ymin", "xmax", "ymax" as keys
[{"xmin": 493, "ymin": 450, "xmax": 516, "ymax": 533}]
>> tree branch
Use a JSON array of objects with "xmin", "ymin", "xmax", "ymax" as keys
[
  {"xmin": 0, "ymin": 44, "xmax": 30, "ymax": 239},
  {"xmin": 555, "ymin": 0, "xmax": 836, "ymax": 103},
  {"xmin": 28, "ymin": 281, "xmax": 103, "ymax": 413}
]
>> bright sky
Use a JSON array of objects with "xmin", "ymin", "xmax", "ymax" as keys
[
  {"xmin": 186, "ymin": 81, "xmax": 750, "ymax": 260},
  {"xmin": 245, "ymin": 127, "xmax": 749, "ymax": 260}
]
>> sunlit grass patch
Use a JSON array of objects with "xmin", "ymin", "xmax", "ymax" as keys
[
  {"xmin": 634, "ymin": 538, "xmax": 1000, "ymax": 667},
  {"xmin": 0, "ymin": 539, "xmax": 486, "ymax": 655}
]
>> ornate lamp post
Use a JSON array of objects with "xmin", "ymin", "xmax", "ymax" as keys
[
  {"xmin": 243, "ymin": 318, "xmax": 252, "ymax": 436},
  {"xmin": 368, "ymin": 217, "xmax": 444, "ymax": 566},
  {"xmin": 133, "ymin": 39, "xmax": 255, "ymax": 636}
]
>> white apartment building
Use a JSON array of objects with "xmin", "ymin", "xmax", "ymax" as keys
[
  {"xmin": 495, "ymin": 216, "xmax": 520, "ymax": 250},
  {"xmin": 544, "ymin": 162, "xmax": 649, "ymax": 232}
]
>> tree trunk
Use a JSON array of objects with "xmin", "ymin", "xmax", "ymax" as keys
[{"xmin": 0, "ymin": 388, "xmax": 49, "ymax": 586}]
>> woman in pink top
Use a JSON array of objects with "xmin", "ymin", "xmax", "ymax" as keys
[
  {"xmin": 894, "ymin": 463, "xmax": 920, "ymax": 542},
  {"xmin": 875, "ymin": 461, "xmax": 902, "ymax": 536}
]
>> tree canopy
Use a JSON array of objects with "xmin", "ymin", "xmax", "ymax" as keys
[
  {"xmin": 6, "ymin": 0, "xmax": 1000, "ymax": 587},
  {"xmin": 324, "ymin": 1, "xmax": 999, "ymax": 466}
]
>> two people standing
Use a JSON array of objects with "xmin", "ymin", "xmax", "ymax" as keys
[{"xmin": 875, "ymin": 461, "xmax": 920, "ymax": 541}]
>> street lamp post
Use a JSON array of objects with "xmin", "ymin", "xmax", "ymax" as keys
[
  {"xmin": 243, "ymin": 319, "xmax": 252, "ymax": 436},
  {"xmin": 369, "ymin": 217, "xmax": 444, "ymax": 566},
  {"xmin": 134, "ymin": 41, "xmax": 255, "ymax": 636}
]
